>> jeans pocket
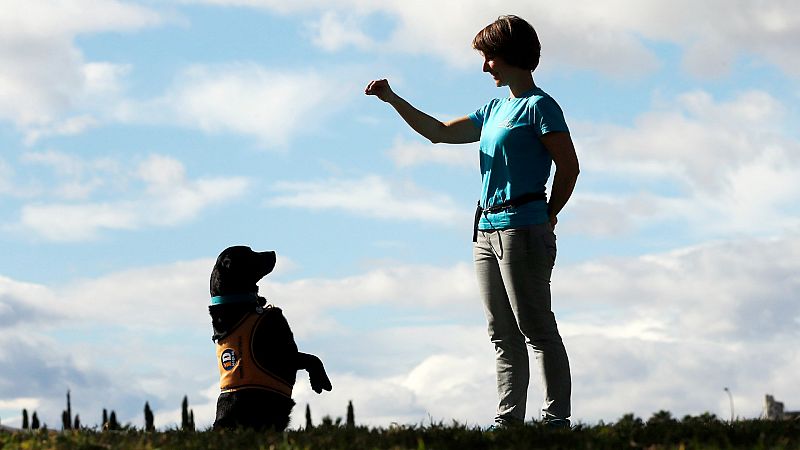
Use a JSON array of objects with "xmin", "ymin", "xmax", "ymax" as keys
[
  {"xmin": 501, "ymin": 228, "xmax": 530, "ymax": 254},
  {"xmin": 541, "ymin": 231, "xmax": 557, "ymax": 267}
]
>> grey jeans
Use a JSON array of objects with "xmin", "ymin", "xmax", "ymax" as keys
[{"xmin": 473, "ymin": 223, "xmax": 571, "ymax": 423}]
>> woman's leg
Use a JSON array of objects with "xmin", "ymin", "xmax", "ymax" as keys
[
  {"xmin": 497, "ymin": 223, "xmax": 571, "ymax": 421},
  {"xmin": 474, "ymin": 229, "xmax": 530, "ymax": 425}
]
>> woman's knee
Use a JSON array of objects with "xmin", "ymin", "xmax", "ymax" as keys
[{"xmin": 518, "ymin": 313, "xmax": 562, "ymax": 344}]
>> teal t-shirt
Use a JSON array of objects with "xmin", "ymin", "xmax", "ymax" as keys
[{"xmin": 468, "ymin": 86, "xmax": 569, "ymax": 230}]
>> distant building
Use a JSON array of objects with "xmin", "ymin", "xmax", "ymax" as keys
[{"xmin": 765, "ymin": 394, "xmax": 800, "ymax": 420}]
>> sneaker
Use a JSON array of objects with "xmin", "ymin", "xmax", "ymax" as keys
[
  {"xmin": 543, "ymin": 418, "xmax": 571, "ymax": 429},
  {"xmin": 486, "ymin": 418, "xmax": 522, "ymax": 432}
]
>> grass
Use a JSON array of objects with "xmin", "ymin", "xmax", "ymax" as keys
[{"xmin": 2, "ymin": 416, "xmax": 800, "ymax": 450}]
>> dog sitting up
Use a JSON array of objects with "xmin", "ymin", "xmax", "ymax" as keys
[{"xmin": 209, "ymin": 245, "xmax": 332, "ymax": 430}]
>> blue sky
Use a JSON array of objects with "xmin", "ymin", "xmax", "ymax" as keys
[{"xmin": 1, "ymin": 0, "xmax": 799, "ymax": 429}]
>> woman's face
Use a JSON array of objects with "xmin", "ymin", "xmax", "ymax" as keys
[{"xmin": 482, "ymin": 53, "xmax": 511, "ymax": 87}]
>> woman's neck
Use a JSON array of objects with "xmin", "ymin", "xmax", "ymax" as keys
[{"xmin": 507, "ymin": 72, "xmax": 535, "ymax": 98}]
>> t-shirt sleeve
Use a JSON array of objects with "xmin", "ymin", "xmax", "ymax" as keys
[
  {"xmin": 468, "ymin": 100, "xmax": 493, "ymax": 128},
  {"xmin": 530, "ymin": 96, "xmax": 569, "ymax": 136}
]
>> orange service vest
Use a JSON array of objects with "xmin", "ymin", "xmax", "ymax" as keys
[{"xmin": 215, "ymin": 307, "xmax": 293, "ymax": 397}]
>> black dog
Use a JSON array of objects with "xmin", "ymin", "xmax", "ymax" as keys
[{"xmin": 209, "ymin": 245, "xmax": 332, "ymax": 430}]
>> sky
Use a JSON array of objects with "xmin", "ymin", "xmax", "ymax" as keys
[{"xmin": 1, "ymin": 0, "xmax": 799, "ymax": 430}]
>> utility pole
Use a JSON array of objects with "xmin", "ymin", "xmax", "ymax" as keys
[{"xmin": 724, "ymin": 387, "xmax": 735, "ymax": 422}]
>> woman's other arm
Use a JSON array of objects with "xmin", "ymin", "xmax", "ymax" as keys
[
  {"xmin": 365, "ymin": 79, "xmax": 480, "ymax": 144},
  {"xmin": 541, "ymin": 131, "xmax": 580, "ymax": 230}
]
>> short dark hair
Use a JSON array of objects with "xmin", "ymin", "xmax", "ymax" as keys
[{"xmin": 472, "ymin": 15, "xmax": 541, "ymax": 71}]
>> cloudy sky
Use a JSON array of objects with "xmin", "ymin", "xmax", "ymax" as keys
[{"xmin": 1, "ymin": 0, "xmax": 799, "ymax": 430}]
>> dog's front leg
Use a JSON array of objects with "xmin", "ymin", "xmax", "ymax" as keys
[{"xmin": 296, "ymin": 352, "xmax": 332, "ymax": 393}]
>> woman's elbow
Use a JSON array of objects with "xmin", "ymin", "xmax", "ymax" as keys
[
  {"xmin": 556, "ymin": 160, "xmax": 580, "ymax": 178},
  {"xmin": 427, "ymin": 124, "xmax": 448, "ymax": 144}
]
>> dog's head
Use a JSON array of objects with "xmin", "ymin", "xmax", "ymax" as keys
[{"xmin": 210, "ymin": 246, "xmax": 277, "ymax": 297}]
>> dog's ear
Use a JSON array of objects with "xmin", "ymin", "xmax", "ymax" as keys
[
  {"xmin": 211, "ymin": 246, "xmax": 249, "ymax": 296},
  {"xmin": 210, "ymin": 259, "xmax": 225, "ymax": 297}
]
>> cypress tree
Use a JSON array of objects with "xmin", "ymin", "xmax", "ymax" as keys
[
  {"xmin": 73, "ymin": 415, "xmax": 81, "ymax": 430},
  {"xmin": 189, "ymin": 410, "xmax": 195, "ymax": 431},
  {"xmin": 181, "ymin": 396, "xmax": 190, "ymax": 430},
  {"xmin": 102, "ymin": 409, "xmax": 108, "ymax": 428},
  {"xmin": 22, "ymin": 409, "xmax": 29, "ymax": 430},
  {"xmin": 305, "ymin": 404, "xmax": 313, "ymax": 429},
  {"xmin": 31, "ymin": 412, "xmax": 40, "ymax": 430},
  {"xmin": 67, "ymin": 390, "xmax": 72, "ymax": 425},
  {"xmin": 62, "ymin": 390, "xmax": 72, "ymax": 430},
  {"xmin": 109, "ymin": 411, "xmax": 119, "ymax": 430},
  {"xmin": 144, "ymin": 402, "xmax": 155, "ymax": 431},
  {"xmin": 346, "ymin": 400, "xmax": 355, "ymax": 429}
]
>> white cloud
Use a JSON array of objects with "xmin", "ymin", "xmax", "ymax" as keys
[
  {"xmin": 0, "ymin": 0, "xmax": 160, "ymax": 135},
  {"xmin": 555, "ymin": 235, "xmax": 800, "ymax": 342},
  {"xmin": 55, "ymin": 258, "xmax": 212, "ymax": 330},
  {"xmin": 580, "ymin": 90, "xmax": 791, "ymax": 191},
  {"xmin": 308, "ymin": 11, "xmax": 375, "ymax": 52},
  {"xmin": 290, "ymin": 353, "xmax": 496, "ymax": 428},
  {"xmin": 267, "ymin": 175, "xmax": 464, "ymax": 225},
  {"xmin": 16, "ymin": 154, "xmax": 251, "ymax": 241},
  {"xmin": 264, "ymin": 262, "xmax": 478, "ymax": 338},
  {"xmin": 0, "ymin": 274, "xmax": 59, "ymax": 327},
  {"xmin": 555, "ymin": 234, "xmax": 800, "ymax": 420},
  {"xmin": 23, "ymin": 115, "xmax": 101, "ymax": 145},
  {"xmin": 124, "ymin": 64, "xmax": 352, "ymax": 149},
  {"xmin": 565, "ymin": 90, "xmax": 800, "ymax": 238}
]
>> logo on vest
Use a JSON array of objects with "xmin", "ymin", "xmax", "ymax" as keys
[{"xmin": 220, "ymin": 348, "xmax": 237, "ymax": 371}]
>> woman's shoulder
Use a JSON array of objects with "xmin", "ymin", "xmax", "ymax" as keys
[
  {"xmin": 478, "ymin": 96, "xmax": 503, "ymax": 110},
  {"xmin": 525, "ymin": 89, "xmax": 565, "ymax": 115},
  {"xmin": 524, "ymin": 87, "xmax": 558, "ymax": 104}
]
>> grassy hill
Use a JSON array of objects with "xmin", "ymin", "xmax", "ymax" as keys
[{"xmin": 2, "ymin": 415, "xmax": 799, "ymax": 449}]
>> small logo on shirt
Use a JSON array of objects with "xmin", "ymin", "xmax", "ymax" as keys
[
  {"xmin": 221, "ymin": 349, "xmax": 237, "ymax": 371},
  {"xmin": 497, "ymin": 119, "xmax": 514, "ymax": 129}
]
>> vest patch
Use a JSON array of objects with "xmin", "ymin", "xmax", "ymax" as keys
[{"xmin": 220, "ymin": 348, "xmax": 237, "ymax": 371}]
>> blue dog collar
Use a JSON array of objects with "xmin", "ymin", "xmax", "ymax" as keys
[{"xmin": 210, "ymin": 293, "xmax": 260, "ymax": 305}]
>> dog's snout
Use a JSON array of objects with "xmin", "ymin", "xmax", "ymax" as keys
[{"xmin": 260, "ymin": 251, "xmax": 277, "ymax": 276}]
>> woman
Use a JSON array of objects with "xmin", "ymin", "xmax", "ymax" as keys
[{"xmin": 365, "ymin": 15, "xmax": 578, "ymax": 428}]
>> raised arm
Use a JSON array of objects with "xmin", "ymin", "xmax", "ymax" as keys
[
  {"xmin": 540, "ymin": 131, "xmax": 580, "ymax": 230},
  {"xmin": 365, "ymin": 79, "xmax": 480, "ymax": 144}
]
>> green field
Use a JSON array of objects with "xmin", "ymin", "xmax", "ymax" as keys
[{"xmin": 2, "ymin": 416, "xmax": 800, "ymax": 449}]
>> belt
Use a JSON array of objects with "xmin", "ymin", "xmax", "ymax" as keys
[{"xmin": 473, "ymin": 192, "xmax": 547, "ymax": 242}]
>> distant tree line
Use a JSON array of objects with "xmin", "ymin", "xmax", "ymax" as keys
[
  {"xmin": 13, "ymin": 391, "xmax": 358, "ymax": 432},
  {"xmin": 304, "ymin": 400, "xmax": 357, "ymax": 430},
  {"xmin": 16, "ymin": 391, "xmax": 197, "ymax": 432}
]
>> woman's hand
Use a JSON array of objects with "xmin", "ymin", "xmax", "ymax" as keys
[{"xmin": 365, "ymin": 79, "xmax": 397, "ymax": 103}]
